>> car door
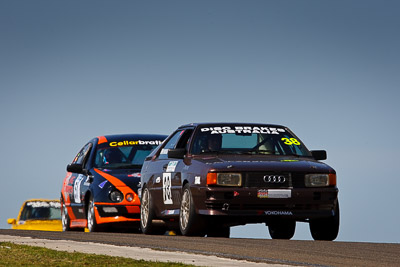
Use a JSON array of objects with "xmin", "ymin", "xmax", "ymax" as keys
[
  {"xmin": 69, "ymin": 142, "xmax": 92, "ymax": 219},
  {"xmin": 168, "ymin": 129, "xmax": 194, "ymax": 212},
  {"xmin": 151, "ymin": 128, "xmax": 193, "ymax": 217}
]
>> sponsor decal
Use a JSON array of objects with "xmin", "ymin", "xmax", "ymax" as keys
[
  {"xmin": 163, "ymin": 173, "xmax": 173, "ymax": 204},
  {"xmin": 268, "ymin": 189, "xmax": 291, "ymax": 198},
  {"xmin": 155, "ymin": 176, "xmax": 161, "ymax": 184},
  {"xmin": 67, "ymin": 174, "xmax": 75, "ymax": 185},
  {"xmin": 73, "ymin": 174, "xmax": 85, "ymax": 203},
  {"xmin": 281, "ymin": 138, "xmax": 301, "ymax": 146},
  {"xmin": 195, "ymin": 176, "xmax": 201, "ymax": 185},
  {"xmin": 166, "ymin": 161, "xmax": 178, "ymax": 172},
  {"xmin": 206, "ymin": 160, "xmax": 287, "ymax": 164},
  {"xmin": 201, "ymin": 126, "xmax": 285, "ymax": 135},
  {"xmin": 128, "ymin": 172, "xmax": 141, "ymax": 178},
  {"xmin": 281, "ymin": 159, "xmax": 299, "ymax": 162},
  {"xmin": 65, "ymin": 173, "xmax": 72, "ymax": 180},
  {"xmin": 257, "ymin": 189, "xmax": 292, "ymax": 199},
  {"xmin": 257, "ymin": 189, "xmax": 269, "ymax": 198},
  {"xmin": 98, "ymin": 180, "xmax": 107, "ymax": 189},
  {"xmin": 26, "ymin": 201, "xmax": 61, "ymax": 208},
  {"xmin": 265, "ymin": 211, "xmax": 293, "ymax": 216},
  {"xmin": 109, "ymin": 140, "xmax": 163, "ymax": 147},
  {"xmin": 161, "ymin": 209, "xmax": 179, "ymax": 216},
  {"xmin": 160, "ymin": 148, "xmax": 168, "ymax": 155},
  {"xmin": 65, "ymin": 187, "xmax": 73, "ymax": 195}
]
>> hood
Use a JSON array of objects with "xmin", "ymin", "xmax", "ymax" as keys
[
  {"xmin": 94, "ymin": 168, "xmax": 142, "ymax": 191},
  {"xmin": 192, "ymin": 154, "xmax": 334, "ymax": 173}
]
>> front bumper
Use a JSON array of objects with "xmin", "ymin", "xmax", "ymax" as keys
[
  {"xmin": 193, "ymin": 187, "xmax": 338, "ymax": 221},
  {"xmin": 94, "ymin": 204, "xmax": 140, "ymax": 224}
]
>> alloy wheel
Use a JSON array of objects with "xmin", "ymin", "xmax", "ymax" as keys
[
  {"xmin": 61, "ymin": 204, "xmax": 69, "ymax": 231},
  {"xmin": 180, "ymin": 189, "xmax": 190, "ymax": 230},
  {"xmin": 141, "ymin": 189, "xmax": 149, "ymax": 228},
  {"xmin": 87, "ymin": 200, "xmax": 94, "ymax": 232}
]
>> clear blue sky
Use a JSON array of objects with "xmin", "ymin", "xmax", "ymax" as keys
[{"xmin": 1, "ymin": 0, "xmax": 399, "ymax": 243}]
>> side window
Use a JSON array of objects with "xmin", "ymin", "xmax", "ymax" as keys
[
  {"xmin": 176, "ymin": 129, "xmax": 193, "ymax": 150},
  {"xmin": 158, "ymin": 130, "xmax": 183, "ymax": 160},
  {"xmin": 157, "ymin": 129, "xmax": 193, "ymax": 160},
  {"xmin": 72, "ymin": 143, "xmax": 92, "ymax": 166}
]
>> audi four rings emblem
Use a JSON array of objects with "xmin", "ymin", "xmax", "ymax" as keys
[{"xmin": 263, "ymin": 175, "xmax": 286, "ymax": 183}]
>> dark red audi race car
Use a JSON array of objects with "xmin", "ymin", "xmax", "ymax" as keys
[
  {"xmin": 61, "ymin": 134, "xmax": 166, "ymax": 232},
  {"xmin": 140, "ymin": 123, "xmax": 339, "ymax": 240}
]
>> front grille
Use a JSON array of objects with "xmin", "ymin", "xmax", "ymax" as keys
[
  {"xmin": 243, "ymin": 172, "xmax": 306, "ymax": 188},
  {"xmin": 244, "ymin": 172, "xmax": 292, "ymax": 189}
]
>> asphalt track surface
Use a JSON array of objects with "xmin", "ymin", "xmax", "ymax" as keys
[{"xmin": 1, "ymin": 229, "xmax": 399, "ymax": 266}]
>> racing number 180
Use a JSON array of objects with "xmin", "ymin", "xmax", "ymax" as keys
[{"xmin": 281, "ymin": 138, "xmax": 301, "ymax": 146}]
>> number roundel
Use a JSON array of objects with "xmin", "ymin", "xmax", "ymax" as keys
[{"xmin": 281, "ymin": 138, "xmax": 301, "ymax": 146}]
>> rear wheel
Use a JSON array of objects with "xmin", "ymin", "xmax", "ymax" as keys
[
  {"xmin": 268, "ymin": 219, "xmax": 296, "ymax": 239},
  {"xmin": 179, "ymin": 184, "xmax": 205, "ymax": 236},
  {"xmin": 310, "ymin": 202, "xmax": 340, "ymax": 241}
]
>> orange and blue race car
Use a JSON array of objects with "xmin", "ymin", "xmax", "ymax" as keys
[
  {"xmin": 7, "ymin": 199, "xmax": 62, "ymax": 231},
  {"xmin": 61, "ymin": 134, "xmax": 166, "ymax": 232}
]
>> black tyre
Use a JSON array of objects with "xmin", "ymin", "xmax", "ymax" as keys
[
  {"xmin": 140, "ymin": 187, "xmax": 164, "ymax": 234},
  {"xmin": 61, "ymin": 201, "xmax": 71, "ymax": 232},
  {"xmin": 310, "ymin": 202, "xmax": 340, "ymax": 241},
  {"xmin": 179, "ymin": 184, "xmax": 205, "ymax": 236},
  {"xmin": 87, "ymin": 196, "xmax": 104, "ymax": 232},
  {"xmin": 268, "ymin": 219, "xmax": 296, "ymax": 239}
]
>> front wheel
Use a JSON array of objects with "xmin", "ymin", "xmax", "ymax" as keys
[
  {"xmin": 61, "ymin": 202, "xmax": 71, "ymax": 231},
  {"xmin": 87, "ymin": 196, "xmax": 103, "ymax": 232},
  {"xmin": 179, "ymin": 184, "xmax": 205, "ymax": 236},
  {"xmin": 309, "ymin": 202, "xmax": 340, "ymax": 241},
  {"xmin": 268, "ymin": 219, "xmax": 296, "ymax": 239},
  {"xmin": 140, "ymin": 187, "xmax": 164, "ymax": 234}
]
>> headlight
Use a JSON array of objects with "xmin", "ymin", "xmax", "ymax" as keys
[
  {"xmin": 110, "ymin": 190, "xmax": 123, "ymax": 202},
  {"xmin": 305, "ymin": 174, "xmax": 336, "ymax": 187},
  {"xmin": 207, "ymin": 173, "xmax": 242, "ymax": 186}
]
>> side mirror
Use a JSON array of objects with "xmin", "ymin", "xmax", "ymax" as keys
[
  {"xmin": 168, "ymin": 148, "xmax": 186, "ymax": 159},
  {"xmin": 311, "ymin": 150, "xmax": 327, "ymax": 160},
  {"xmin": 66, "ymin": 163, "xmax": 83, "ymax": 173},
  {"xmin": 7, "ymin": 218, "xmax": 16, "ymax": 224}
]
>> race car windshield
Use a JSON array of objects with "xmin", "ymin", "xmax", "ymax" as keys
[
  {"xmin": 94, "ymin": 144, "xmax": 158, "ymax": 169},
  {"xmin": 191, "ymin": 126, "xmax": 311, "ymax": 157},
  {"xmin": 20, "ymin": 202, "xmax": 61, "ymax": 221}
]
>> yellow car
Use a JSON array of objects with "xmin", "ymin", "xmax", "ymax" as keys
[{"xmin": 7, "ymin": 199, "xmax": 62, "ymax": 231}]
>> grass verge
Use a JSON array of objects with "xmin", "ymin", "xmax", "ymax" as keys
[{"xmin": 0, "ymin": 242, "xmax": 193, "ymax": 266}]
